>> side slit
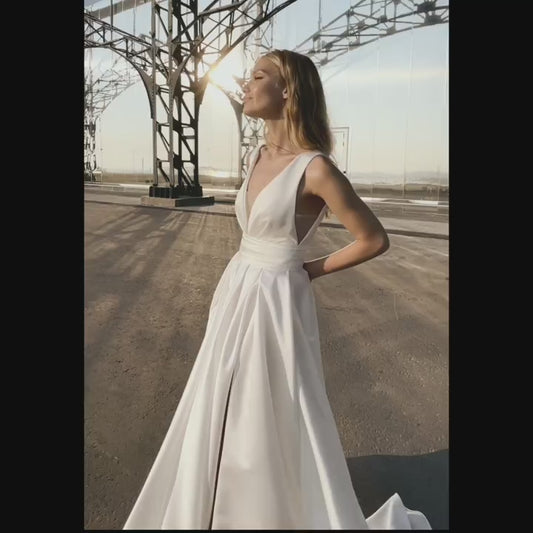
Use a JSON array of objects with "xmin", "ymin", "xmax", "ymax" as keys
[{"xmin": 208, "ymin": 369, "xmax": 235, "ymax": 529}]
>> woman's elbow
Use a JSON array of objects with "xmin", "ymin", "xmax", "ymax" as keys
[{"xmin": 371, "ymin": 232, "xmax": 390, "ymax": 256}]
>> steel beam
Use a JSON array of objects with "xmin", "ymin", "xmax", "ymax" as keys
[
  {"xmin": 294, "ymin": 0, "xmax": 449, "ymax": 67},
  {"xmin": 85, "ymin": 1, "xmax": 448, "ymax": 193},
  {"xmin": 87, "ymin": 0, "xmax": 151, "ymax": 20},
  {"xmin": 84, "ymin": 0, "xmax": 297, "ymax": 197}
]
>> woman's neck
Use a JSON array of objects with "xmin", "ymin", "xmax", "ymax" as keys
[{"xmin": 264, "ymin": 118, "xmax": 298, "ymax": 156}]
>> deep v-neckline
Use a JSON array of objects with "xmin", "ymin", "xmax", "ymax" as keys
[{"xmin": 245, "ymin": 145, "xmax": 307, "ymax": 225}]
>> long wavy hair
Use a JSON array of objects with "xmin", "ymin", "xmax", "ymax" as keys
[
  {"xmin": 262, "ymin": 49, "xmax": 333, "ymax": 156},
  {"xmin": 262, "ymin": 49, "xmax": 334, "ymax": 218}
]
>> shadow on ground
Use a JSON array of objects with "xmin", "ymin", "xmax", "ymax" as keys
[{"xmin": 348, "ymin": 449, "xmax": 448, "ymax": 529}]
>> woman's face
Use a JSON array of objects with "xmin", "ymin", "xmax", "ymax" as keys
[{"xmin": 242, "ymin": 57, "xmax": 287, "ymax": 119}]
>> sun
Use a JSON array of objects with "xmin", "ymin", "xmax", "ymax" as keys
[{"xmin": 207, "ymin": 51, "xmax": 244, "ymax": 100}]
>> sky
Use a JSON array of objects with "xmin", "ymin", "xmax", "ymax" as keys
[{"xmin": 84, "ymin": 0, "xmax": 448, "ymax": 184}]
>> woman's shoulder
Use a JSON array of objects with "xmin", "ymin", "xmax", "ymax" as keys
[
  {"xmin": 304, "ymin": 152, "xmax": 344, "ymax": 185},
  {"xmin": 305, "ymin": 151, "xmax": 335, "ymax": 169}
]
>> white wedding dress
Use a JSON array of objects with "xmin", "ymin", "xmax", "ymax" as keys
[{"xmin": 123, "ymin": 145, "xmax": 432, "ymax": 530}]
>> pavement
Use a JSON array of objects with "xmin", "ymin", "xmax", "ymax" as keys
[
  {"xmin": 84, "ymin": 191, "xmax": 448, "ymax": 529},
  {"xmin": 84, "ymin": 182, "xmax": 449, "ymax": 240}
]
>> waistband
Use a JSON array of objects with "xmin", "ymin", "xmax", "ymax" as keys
[{"xmin": 237, "ymin": 233, "xmax": 307, "ymax": 271}]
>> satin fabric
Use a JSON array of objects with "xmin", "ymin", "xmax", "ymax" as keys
[{"xmin": 123, "ymin": 145, "xmax": 431, "ymax": 530}]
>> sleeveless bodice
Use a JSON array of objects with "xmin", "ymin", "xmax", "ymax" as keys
[{"xmin": 235, "ymin": 144, "xmax": 328, "ymax": 252}]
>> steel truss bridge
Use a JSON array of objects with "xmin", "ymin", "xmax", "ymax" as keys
[{"xmin": 84, "ymin": 0, "xmax": 448, "ymax": 200}]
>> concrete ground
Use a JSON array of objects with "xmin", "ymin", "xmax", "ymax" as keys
[
  {"xmin": 84, "ymin": 188, "xmax": 448, "ymax": 530},
  {"xmin": 84, "ymin": 182, "xmax": 449, "ymax": 240}
]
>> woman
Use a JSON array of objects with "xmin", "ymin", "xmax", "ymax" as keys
[{"xmin": 123, "ymin": 49, "xmax": 431, "ymax": 530}]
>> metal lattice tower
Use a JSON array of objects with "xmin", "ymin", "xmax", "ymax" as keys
[
  {"xmin": 84, "ymin": 48, "xmax": 138, "ymax": 179},
  {"xmin": 84, "ymin": 0, "xmax": 448, "ymax": 196},
  {"xmin": 84, "ymin": 0, "xmax": 297, "ymax": 202},
  {"xmin": 206, "ymin": 2, "xmax": 275, "ymax": 183}
]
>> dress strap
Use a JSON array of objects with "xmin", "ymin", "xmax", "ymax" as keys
[{"xmin": 286, "ymin": 151, "xmax": 329, "ymax": 246}]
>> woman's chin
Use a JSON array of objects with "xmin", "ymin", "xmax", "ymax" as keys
[
  {"xmin": 243, "ymin": 108, "xmax": 260, "ymax": 119},
  {"xmin": 243, "ymin": 103, "xmax": 262, "ymax": 119}
]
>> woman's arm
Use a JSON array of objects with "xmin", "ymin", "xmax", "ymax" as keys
[{"xmin": 303, "ymin": 155, "xmax": 390, "ymax": 281}]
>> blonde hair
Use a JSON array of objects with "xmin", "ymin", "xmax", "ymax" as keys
[
  {"xmin": 262, "ymin": 49, "xmax": 334, "ymax": 218},
  {"xmin": 263, "ymin": 49, "xmax": 333, "ymax": 156}
]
